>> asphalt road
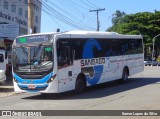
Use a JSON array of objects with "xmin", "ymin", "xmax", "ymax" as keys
[{"xmin": 0, "ymin": 66, "xmax": 160, "ymax": 119}]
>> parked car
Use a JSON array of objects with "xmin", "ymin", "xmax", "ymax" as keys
[
  {"xmin": 0, "ymin": 70, "xmax": 6, "ymax": 84},
  {"xmin": 0, "ymin": 49, "xmax": 7, "ymax": 84},
  {"xmin": 144, "ymin": 59, "xmax": 158, "ymax": 66},
  {"xmin": 151, "ymin": 60, "xmax": 158, "ymax": 66},
  {"xmin": 144, "ymin": 59, "xmax": 152, "ymax": 66}
]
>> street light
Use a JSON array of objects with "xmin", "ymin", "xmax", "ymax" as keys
[{"xmin": 152, "ymin": 34, "xmax": 160, "ymax": 66}]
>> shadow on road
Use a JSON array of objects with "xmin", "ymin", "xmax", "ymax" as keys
[
  {"xmin": 0, "ymin": 80, "xmax": 14, "ymax": 93},
  {"xmin": 0, "ymin": 88, "xmax": 14, "ymax": 92},
  {"xmin": 22, "ymin": 77, "xmax": 160, "ymax": 100}
]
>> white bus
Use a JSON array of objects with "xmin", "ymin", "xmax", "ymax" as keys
[
  {"xmin": 12, "ymin": 31, "xmax": 144, "ymax": 93},
  {"xmin": 0, "ymin": 49, "xmax": 7, "ymax": 84}
]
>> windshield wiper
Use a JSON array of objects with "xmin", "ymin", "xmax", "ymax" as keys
[
  {"xmin": 40, "ymin": 61, "xmax": 52, "ymax": 67},
  {"xmin": 32, "ymin": 61, "xmax": 52, "ymax": 70}
]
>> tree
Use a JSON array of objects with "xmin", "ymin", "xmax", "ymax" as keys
[{"xmin": 112, "ymin": 10, "xmax": 126, "ymax": 25}]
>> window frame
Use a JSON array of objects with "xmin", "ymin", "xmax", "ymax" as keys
[
  {"xmin": 18, "ymin": 7, "xmax": 23, "ymax": 16},
  {"xmin": 11, "ymin": 4, "xmax": 16, "ymax": 13},
  {"xmin": 4, "ymin": 1, "xmax": 9, "ymax": 9},
  {"xmin": 57, "ymin": 39, "xmax": 73, "ymax": 68}
]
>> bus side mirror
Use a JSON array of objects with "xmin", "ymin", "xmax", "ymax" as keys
[{"xmin": 5, "ymin": 50, "xmax": 7, "ymax": 59}]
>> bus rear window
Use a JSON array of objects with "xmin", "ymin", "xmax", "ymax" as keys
[{"xmin": 0, "ymin": 54, "xmax": 4, "ymax": 62}]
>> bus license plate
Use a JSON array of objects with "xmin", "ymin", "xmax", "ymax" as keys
[{"xmin": 28, "ymin": 85, "xmax": 36, "ymax": 89}]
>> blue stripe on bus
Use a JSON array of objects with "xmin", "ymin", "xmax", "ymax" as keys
[
  {"xmin": 82, "ymin": 38, "xmax": 104, "ymax": 85},
  {"xmin": 86, "ymin": 65, "xmax": 103, "ymax": 85},
  {"xmin": 13, "ymin": 72, "xmax": 54, "ymax": 84}
]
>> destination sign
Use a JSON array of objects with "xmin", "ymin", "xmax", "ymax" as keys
[{"xmin": 16, "ymin": 35, "xmax": 51, "ymax": 44}]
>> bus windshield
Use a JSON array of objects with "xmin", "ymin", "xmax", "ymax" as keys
[{"xmin": 13, "ymin": 44, "xmax": 53, "ymax": 72}]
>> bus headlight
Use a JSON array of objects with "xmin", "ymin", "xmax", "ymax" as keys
[{"xmin": 47, "ymin": 74, "xmax": 56, "ymax": 83}]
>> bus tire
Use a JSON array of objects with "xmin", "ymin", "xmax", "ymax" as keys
[
  {"xmin": 75, "ymin": 75, "xmax": 86, "ymax": 93},
  {"xmin": 121, "ymin": 67, "xmax": 129, "ymax": 82}
]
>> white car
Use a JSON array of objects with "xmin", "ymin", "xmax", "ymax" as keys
[
  {"xmin": 144, "ymin": 59, "xmax": 158, "ymax": 66},
  {"xmin": 144, "ymin": 59, "xmax": 152, "ymax": 66},
  {"xmin": 0, "ymin": 70, "xmax": 6, "ymax": 84},
  {"xmin": 0, "ymin": 49, "xmax": 8, "ymax": 84}
]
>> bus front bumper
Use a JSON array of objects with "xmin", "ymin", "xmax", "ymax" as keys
[{"xmin": 18, "ymin": 83, "xmax": 48, "ymax": 91}]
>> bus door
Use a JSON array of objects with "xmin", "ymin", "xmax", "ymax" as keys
[
  {"xmin": 56, "ymin": 38, "xmax": 75, "ymax": 92},
  {"xmin": 105, "ymin": 56, "xmax": 117, "ymax": 81},
  {"xmin": 105, "ymin": 42, "xmax": 118, "ymax": 81}
]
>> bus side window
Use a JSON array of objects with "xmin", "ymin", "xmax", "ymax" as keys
[
  {"xmin": 58, "ymin": 46, "xmax": 73, "ymax": 69},
  {"xmin": 0, "ymin": 54, "xmax": 4, "ymax": 62}
]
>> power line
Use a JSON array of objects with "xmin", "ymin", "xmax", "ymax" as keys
[
  {"xmin": 90, "ymin": 8, "xmax": 105, "ymax": 31},
  {"xmin": 44, "ymin": 0, "xmax": 98, "ymax": 30},
  {"xmin": 34, "ymin": 0, "xmax": 67, "ymax": 31},
  {"xmin": 58, "ymin": 0, "xmax": 93, "ymax": 22},
  {"xmin": 47, "ymin": 0, "xmax": 84, "ymax": 23},
  {"xmin": 100, "ymin": 15, "xmax": 112, "ymax": 27},
  {"xmin": 41, "ymin": 0, "xmax": 95, "ymax": 30},
  {"xmin": 86, "ymin": 0, "xmax": 99, "ymax": 8},
  {"xmin": 42, "ymin": 3, "xmax": 84, "ymax": 30},
  {"xmin": 79, "ymin": 0, "xmax": 96, "ymax": 9},
  {"xmin": 41, "ymin": 7, "xmax": 67, "ymax": 31},
  {"xmin": 42, "ymin": 0, "xmax": 95, "ymax": 30},
  {"xmin": 69, "ymin": 0, "xmax": 90, "ymax": 10},
  {"xmin": 83, "ymin": 13, "xmax": 96, "ymax": 27},
  {"xmin": 54, "ymin": 0, "xmax": 95, "ymax": 25},
  {"xmin": 55, "ymin": 0, "xmax": 84, "ymax": 14},
  {"xmin": 78, "ymin": 11, "xmax": 95, "ymax": 25}
]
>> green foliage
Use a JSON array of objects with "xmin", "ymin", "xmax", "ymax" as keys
[
  {"xmin": 112, "ymin": 10, "xmax": 126, "ymax": 25},
  {"xmin": 157, "ymin": 57, "xmax": 160, "ymax": 62},
  {"xmin": 107, "ymin": 11, "xmax": 160, "ymax": 45}
]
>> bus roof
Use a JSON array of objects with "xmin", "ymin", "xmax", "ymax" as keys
[
  {"xmin": 63, "ymin": 30, "xmax": 142, "ymax": 39},
  {"xmin": 64, "ymin": 30, "xmax": 119, "ymax": 35},
  {"xmin": 16, "ymin": 30, "xmax": 142, "ymax": 39}
]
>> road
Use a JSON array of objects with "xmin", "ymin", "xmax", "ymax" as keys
[{"xmin": 0, "ymin": 67, "xmax": 160, "ymax": 119}]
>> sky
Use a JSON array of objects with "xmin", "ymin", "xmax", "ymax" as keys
[{"xmin": 41, "ymin": 0, "xmax": 160, "ymax": 33}]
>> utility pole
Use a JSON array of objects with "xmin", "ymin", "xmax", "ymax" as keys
[
  {"xmin": 90, "ymin": 8, "xmax": 105, "ymax": 31},
  {"xmin": 28, "ymin": 0, "xmax": 34, "ymax": 34}
]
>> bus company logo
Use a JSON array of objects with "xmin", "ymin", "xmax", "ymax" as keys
[
  {"xmin": 2, "ymin": 111, "xmax": 12, "ymax": 116},
  {"xmin": 82, "ymin": 38, "xmax": 104, "ymax": 85},
  {"xmin": 81, "ymin": 57, "xmax": 105, "ymax": 67}
]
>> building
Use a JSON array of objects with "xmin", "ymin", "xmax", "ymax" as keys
[
  {"xmin": 0, "ymin": 0, "xmax": 42, "ymax": 76},
  {"xmin": 0, "ymin": 0, "xmax": 42, "ymax": 48}
]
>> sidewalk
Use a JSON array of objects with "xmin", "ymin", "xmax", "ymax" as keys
[{"xmin": 0, "ymin": 79, "xmax": 15, "ymax": 97}]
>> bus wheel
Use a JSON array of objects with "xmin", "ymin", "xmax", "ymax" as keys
[
  {"xmin": 75, "ymin": 75, "xmax": 86, "ymax": 93},
  {"xmin": 121, "ymin": 68, "xmax": 128, "ymax": 82}
]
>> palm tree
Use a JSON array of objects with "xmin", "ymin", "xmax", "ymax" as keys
[{"xmin": 112, "ymin": 10, "xmax": 126, "ymax": 25}]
